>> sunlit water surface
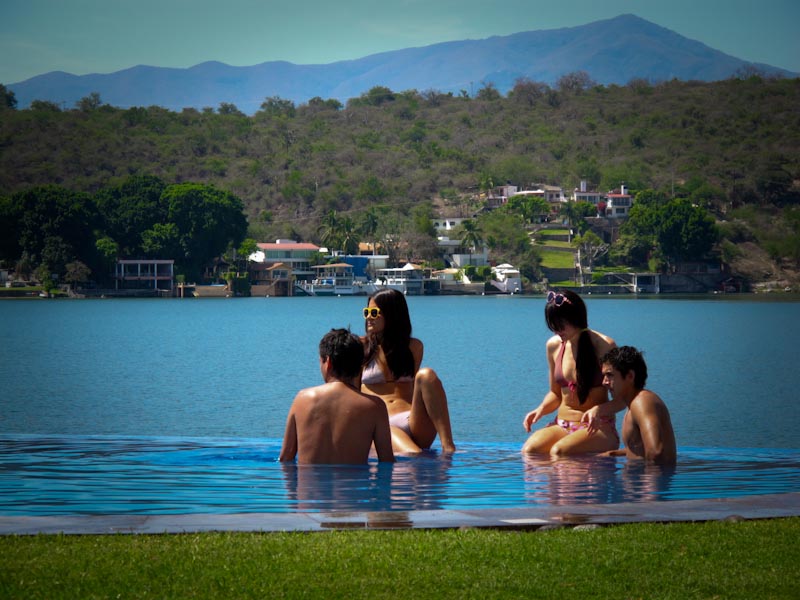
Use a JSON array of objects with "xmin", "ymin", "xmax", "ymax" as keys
[
  {"xmin": 2, "ymin": 296, "xmax": 799, "ymax": 515},
  {"xmin": 1, "ymin": 435, "xmax": 798, "ymax": 516}
]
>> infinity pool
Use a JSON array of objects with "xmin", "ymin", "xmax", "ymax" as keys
[{"xmin": 2, "ymin": 435, "xmax": 798, "ymax": 516}]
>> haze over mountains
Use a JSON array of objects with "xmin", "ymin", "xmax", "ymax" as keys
[{"xmin": 9, "ymin": 14, "xmax": 796, "ymax": 115}]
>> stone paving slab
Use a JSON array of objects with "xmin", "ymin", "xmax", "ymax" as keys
[{"xmin": 1, "ymin": 492, "xmax": 797, "ymax": 535}]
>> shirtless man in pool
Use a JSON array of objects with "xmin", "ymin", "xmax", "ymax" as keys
[
  {"xmin": 279, "ymin": 328, "xmax": 394, "ymax": 465},
  {"xmin": 600, "ymin": 346, "xmax": 676, "ymax": 466}
]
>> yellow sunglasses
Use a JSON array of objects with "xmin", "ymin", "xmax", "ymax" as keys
[{"xmin": 363, "ymin": 307, "xmax": 382, "ymax": 319}]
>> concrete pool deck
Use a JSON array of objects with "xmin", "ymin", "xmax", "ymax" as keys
[{"xmin": 1, "ymin": 492, "xmax": 797, "ymax": 535}]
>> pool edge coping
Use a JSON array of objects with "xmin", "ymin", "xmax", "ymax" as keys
[{"xmin": 2, "ymin": 492, "xmax": 797, "ymax": 535}]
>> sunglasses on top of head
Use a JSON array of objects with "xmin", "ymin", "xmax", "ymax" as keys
[
  {"xmin": 546, "ymin": 291, "xmax": 572, "ymax": 306},
  {"xmin": 363, "ymin": 307, "xmax": 382, "ymax": 319}
]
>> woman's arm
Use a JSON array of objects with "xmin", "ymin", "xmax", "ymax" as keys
[
  {"xmin": 410, "ymin": 337, "xmax": 424, "ymax": 372},
  {"xmin": 523, "ymin": 337, "xmax": 562, "ymax": 431},
  {"xmin": 523, "ymin": 390, "xmax": 561, "ymax": 431}
]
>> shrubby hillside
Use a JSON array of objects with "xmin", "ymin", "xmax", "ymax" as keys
[{"xmin": 1, "ymin": 75, "xmax": 798, "ymax": 288}]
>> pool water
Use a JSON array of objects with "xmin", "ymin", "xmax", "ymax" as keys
[{"xmin": 2, "ymin": 435, "xmax": 798, "ymax": 516}]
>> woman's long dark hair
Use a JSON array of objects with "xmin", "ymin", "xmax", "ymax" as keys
[
  {"xmin": 545, "ymin": 289, "xmax": 599, "ymax": 404},
  {"xmin": 363, "ymin": 288, "xmax": 416, "ymax": 379}
]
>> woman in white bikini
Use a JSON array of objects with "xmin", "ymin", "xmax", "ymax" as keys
[
  {"xmin": 522, "ymin": 289, "xmax": 622, "ymax": 456},
  {"xmin": 361, "ymin": 288, "xmax": 456, "ymax": 454}
]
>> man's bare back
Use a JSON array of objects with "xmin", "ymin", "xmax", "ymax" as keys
[
  {"xmin": 279, "ymin": 328, "xmax": 394, "ymax": 465},
  {"xmin": 280, "ymin": 381, "xmax": 394, "ymax": 464}
]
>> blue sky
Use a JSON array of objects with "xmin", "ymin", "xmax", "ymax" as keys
[{"xmin": 2, "ymin": 0, "xmax": 798, "ymax": 84}]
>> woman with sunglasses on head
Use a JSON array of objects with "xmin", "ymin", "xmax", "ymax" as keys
[
  {"xmin": 361, "ymin": 288, "xmax": 456, "ymax": 454},
  {"xmin": 522, "ymin": 289, "xmax": 623, "ymax": 456}
]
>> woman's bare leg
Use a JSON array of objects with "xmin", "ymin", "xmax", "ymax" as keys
[
  {"xmin": 549, "ymin": 427, "xmax": 619, "ymax": 457},
  {"xmin": 390, "ymin": 426, "xmax": 423, "ymax": 454},
  {"xmin": 409, "ymin": 367, "xmax": 456, "ymax": 453},
  {"xmin": 522, "ymin": 425, "xmax": 567, "ymax": 454}
]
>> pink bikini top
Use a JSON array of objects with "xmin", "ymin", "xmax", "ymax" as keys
[
  {"xmin": 554, "ymin": 340, "xmax": 603, "ymax": 393},
  {"xmin": 361, "ymin": 357, "xmax": 414, "ymax": 385}
]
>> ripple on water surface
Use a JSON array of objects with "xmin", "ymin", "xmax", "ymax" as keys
[{"xmin": 1, "ymin": 436, "xmax": 799, "ymax": 516}]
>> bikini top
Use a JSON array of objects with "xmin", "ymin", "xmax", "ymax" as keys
[
  {"xmin": 554, "ymin": 340, "xmax": 603, "ymax": 393},
  {"xmin": 361, "ymin": 357, "xmax": 414, "ymax": 385}
]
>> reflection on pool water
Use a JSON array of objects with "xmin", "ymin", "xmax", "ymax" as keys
[{"xmin": 2, "ymin": 435, "xmax": 798, "ymax": 516}]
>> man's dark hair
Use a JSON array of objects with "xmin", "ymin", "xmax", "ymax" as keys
[
  {"xmin": 319, "ymin": 328, "xmax": 364, "ymax": 380},
  {"xmin": 601, "ymin": 346, "xmax": 648, "ymax": 389}
]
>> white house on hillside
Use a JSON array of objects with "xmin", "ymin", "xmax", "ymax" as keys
[
  {"xmin": 605, "ymin": 185, "xmax": 633, "ymax": 218},
  {"xmin": 572, "ymin": 180, "xmax": 604, "ymax": 215}
]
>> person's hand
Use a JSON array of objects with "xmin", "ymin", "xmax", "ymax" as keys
[
  {"xmin": 581, "ymin": 406, "xmax": 601, "ymax": 435},
  {"xmin": 523, "ymin": 407, "xmax": 544, "ymax": 432}
]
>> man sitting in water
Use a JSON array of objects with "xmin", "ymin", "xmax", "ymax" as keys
[
  {"xmin": 600, "ymin": 346, "xmax": 677, "ymax": 466},
  {"xmin": 279, "ymin": 328, "xmax": 395, "ymax": 464}
]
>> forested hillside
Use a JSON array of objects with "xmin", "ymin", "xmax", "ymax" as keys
[{"xmin": 1, "ymin": 75, "xmax": 798, "ymax": 288}]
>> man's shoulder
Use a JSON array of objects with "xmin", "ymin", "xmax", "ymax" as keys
[
  {"xmin": 631, "ymin": 389, "xmax": 666, "ymax": 412},
  {"xmin": 360, "ymin": 391, "xmax": 389, "ymax": 412},
  {"xmin": 345, "ymin": 389, "xmax": 388, "ymax": 411},
  {"xmin": 292, "ymin": 383, "xmax": 332, "ymax": 404}
]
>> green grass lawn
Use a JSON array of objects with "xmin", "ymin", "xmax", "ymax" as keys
[
  {"xmin": 537, "ymin": 229, "xmax": 570, "ymax": 236},
  {"xmin": 536, "ymin": 239, "xmax": 574, "ymax": 249},
  {"xmin": 2, "ymin": 519, "xmax": 798, "ymax": 598},
  {"xmin": 539, "ymin": 248, "xmax": 576, "ymax": 269}
]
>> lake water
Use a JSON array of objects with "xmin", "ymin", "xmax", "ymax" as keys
[{"xmin": 1, "ymin": 295, "xmax": 799, "ymax": 515}]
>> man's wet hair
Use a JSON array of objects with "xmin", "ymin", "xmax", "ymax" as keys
[
  {"xmin": 601, "ymin": 346, "xmax": 648, "ymax": 389},
  {"xmin": 319, "ymin": 328, "xmax": 364, "ymax": 380}
]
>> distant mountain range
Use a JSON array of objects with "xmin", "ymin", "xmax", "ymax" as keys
[{"xmin": 8, "ymin": 14, "xmax": 797, "ymax": 114}]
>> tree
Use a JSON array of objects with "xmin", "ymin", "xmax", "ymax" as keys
[
  {"xmin": 356, "ymin": 176, "xmax": 387, "ymax": 203},
  {"xmin": 141, "ymin": 223, "xmax": 181, "ymax": 259},
  {"xmin": 411, "ymin": 204, "xmax": 437, "ymax": 238},
  {"xmin": 359, "ymin": 208, "xmax": 381, "ymax": 255},
  {"xmin": 1, "ymin": 84, "xmax": 18, "ymax": 109},
  {"xmin": 218, "ymin": 102, "xmax": 244, "ymax": 116},
  {"xmin": 509, "ymin": 78, "xmax": 549, "ymax": 106},
  {"xmin": 476, "ymin": 210, "xmax": 541, "ymax": 280},
  {"xmin": 476, "ymin": 82, "xmax": 501, "ymax": 101},
  {"xmin": 573, "ymin": 230, "xmax": 608, "ymax": 284},
  {"xmin": 656, "ymin": 198, "xmax": 719, "ymax": 266},
  {"xmin": 304, "ymin": 96, "xmax": 342, "ymax": 111},
  {"xmin": 258, "ymin": 96, "xmax": 296, "ymax": 118},
  {"xmin": 11, "ymin": 185, "xmax": 97, "ymax": 276},
  {"xmin": 556, "ymin": 71, "xmax": 595, "ymax": 94},
  {"xmin": 76, "ymin": 92, "xmax": 102, "ymax": 111},
  {"xmin": 36, "ymin": 263, "xmax": 56, "ymax": 295},
  {"xmin": 236, "ymin": 238, "xmax": 259, "ymax": 273},
  {"xmin": 755, "ymin": 155, "xmax": 795, "ymax": 206},
  {"xmin": 95, "ymin": 175, "xmax": 168, "ymax": 256},
  {"xmin": 338, "ymin": 216, "xmax": 361, "ymax": 255},
  {"xmin": 351, "ymin": 86, "xmax": 395, "ymax": 107},
  {"xmin": 559, "ymin": 201, "xmax": 592, "ymax": 239},
  {"xmin": 478, "ymin": 172, "xmax": 495, "ymax": 198},
  {"xmin": 95, "ymin": 236, "xmax": 119, "ymax": 278},
  {"xmin": 506, "ymin": 195, "xmax": 550, "ymax": 224},
  {"xmin": 29, "ymin": 99, "xmax": 62, "ymax": 111},
  {"xmin": 609, "ymin": 232, "xmax": 652, "ymax": 268},
  {"xmin": 41, "ymin": 235, "xmax": 74, "ymax": 275},
  {"xmin": 162, "ymin": 184, "xmax": 248, "ymax": 280},
  {"xmin": 0, "ymin": 194, "xmax": 21, "ymax": 262},
  {"xmin": 318, "ymin": 210, "xmax": 342, "ymax": 251},
  {"xmin": 459, "ymin": 219, "xmax": 484, "ymax": 266},
  {"xmin": 64, "ymin": 260, "xmax": 91, "ymax": 289}
]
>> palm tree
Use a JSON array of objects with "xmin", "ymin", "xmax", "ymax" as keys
[
  {"xmin": 359, "ymin": 208, "xmax": 380, "ymax": 255},
  {"xmin": 460, "ymin": 219, "xmax": 484, "ymax": 266},
  {"xmin": 559, "ymin": 201, "xmax": 587, "ymax": 242},
  {"xmin": 317, "ymin": 210, "xmax": 341, "ymax": 251},
  {"xmin": 339, "ymin": 216, "xmax": 361, "ymax": 256}
]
